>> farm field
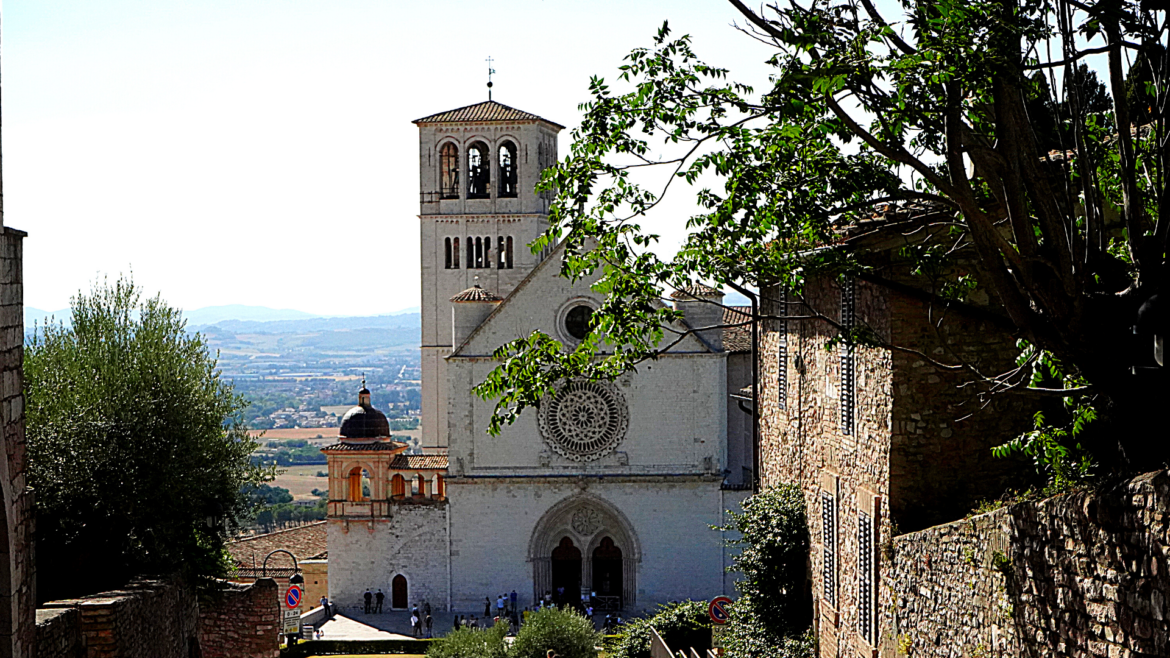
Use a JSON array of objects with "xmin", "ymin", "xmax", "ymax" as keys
[
  {"xmin": 272, "ymin": 464, "xmax": 328, "ymax": 500},
  {"xmin": 250, "ymin": 428, "xmax": 335, "ymax": 442}
]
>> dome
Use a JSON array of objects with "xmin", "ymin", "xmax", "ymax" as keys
[{"xmin": 338, "ymin": 385, "xmax": 391, "ymax": 441}]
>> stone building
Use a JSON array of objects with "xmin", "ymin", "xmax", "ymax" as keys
[
  {"xmin": 324, "ymin": 100, "xmax": 753, "ymax": 614},
  {"xmin": 755, "ymin": 203, "xmax": 1034, "ymax": 657}
]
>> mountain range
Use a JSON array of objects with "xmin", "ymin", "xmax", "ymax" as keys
[{"xmin": 25, "ymin": 304, "xmax": 422, "ymax": 333}]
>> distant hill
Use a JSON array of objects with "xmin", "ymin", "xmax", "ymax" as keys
[
  {"xmin": 182, "ymin": 305, "xmax": 320, "ymax": 326},
  {"xmin": 192, "ymin": 313, "xmax": 421, "ymax": 335},
  {"xmin": 25, "ymin": 307, "xmax": 68, "ymax": 329}
]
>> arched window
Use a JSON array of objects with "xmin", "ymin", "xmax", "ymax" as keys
[
  {"xmin": 506, "ymin": 236, "xmax": 514, "ymax": 269},
  {"xmin": 466, "ymin": 237, "xmax": 474, "ymax": 269},
  {"xmin": 453, "ymin": 238, "xmax": 460, "ymax": 269},
  {"xmin": 467, "ymin": 141, "xmax": 490, "ymax": 198},
  {"xmin": 347, "ymin": 467, "xmax": 370, "ymax": 502},
  {"xmin": 498, "ymin": 237, "xmax": 505, "ymax": 268},
  {"xmin": 390, "ymin": 474, "xmax": 406, "ymax": 499},
  {"xmin": 475, "ymin": 237, "xmax": 483, "ymax": 269},
  {"xmin": 410, "ymin": 475, "xmax": 420, "ymax": 496},
  {"xmin": 444, "ymin": 238, "xmax": 452, "ymax": 269},
  {"xmin": 483, "ymin": 235, "xmax": 491, "ymax": 268},
  {"xmin": 436, "ymin": 474, "xmax": 446, "ymax": 499},
  {"xmin": 499, "ymin": 141, "xmax": 518, "ymax": 197},
  {"xmin": 439, "ymin": 143, "xmax": 459, "ymax": 199}
]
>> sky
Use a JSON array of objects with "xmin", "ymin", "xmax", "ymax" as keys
[{"xmin": 4, "ymin": 0, "xmax": 789, "ymax": 316}]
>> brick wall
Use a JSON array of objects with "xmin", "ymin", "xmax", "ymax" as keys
[
  {"xmin": 0, "ymin": 227, "xmax": 34, "ymax": 658},
  {"xmin": 198, "ymin": 579, "xmax": 280, "ymax": 658},
  {"xmin": 890, "ymin": 470, "xmax": 1170, "ymax": 657},
  {"xmin": 36, "ymin": 577, "xmax": 280, "ymax": 658}
]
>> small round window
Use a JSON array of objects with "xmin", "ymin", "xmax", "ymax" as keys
[{"xmin": 564, "ymin": 305, "xmax": 594, "ymax": 341}]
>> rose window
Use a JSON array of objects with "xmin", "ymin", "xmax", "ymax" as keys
[{"xmin": 538, "ymin": 381, "xmax": 629, "ymax": 461}]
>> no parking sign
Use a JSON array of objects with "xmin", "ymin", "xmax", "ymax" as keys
[
  {"xmin": 708, "ymin": 596, "xmax": 732, "ymax": 625},
  {"xmin": 285, "ymin": 584, "xmax": 303, "ymax": 609}
]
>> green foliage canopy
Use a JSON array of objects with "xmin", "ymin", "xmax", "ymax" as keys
[
  {"xmin": 510, "ymin": 608, "xmax": 599, "ymax": 658},
  {"xmin": 25, "ymin": 276, "xmax": 265, "ymax": 601},
  {"xmin": 605, "ymin": 601, "xmax": 711, "ymax": 658},
  {"xmin": 425, "ymin": 622, "xmax": 508, "ymax": 658}
]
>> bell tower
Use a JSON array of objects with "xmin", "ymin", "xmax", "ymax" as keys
[{"xmin": 413, "ymin": 100, "xmax": 564, "ymax": 448}]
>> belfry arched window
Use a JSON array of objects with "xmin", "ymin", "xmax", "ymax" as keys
[
  {"xmin": 499, "ymin": 141, "xmax": 518, "ymax": 198},
  {"xmin": 444, "ymin": 238, "xmax": 453, "ymax": 269},
  {"xmin": 439, "ymin": 143, "xmax": 460, "ymax": 199},
  {"xmin": 506, "ymin": 236, "xmax": 514, "ymax": 269},
  {"xmin": 468, "ymin": 141, "xmax": 490, "ymax": 199},
  {"xmin": 483, "ymin": 235, "xmax": 491, "ymax": 268},
  {"xmin": 498, "ymin": 237, "xmax": 505, "ymax": 268},
  {"xmin": 453, "ymin": 237, "xmax": 460, "ymax": 269},
  {"xmin": 475, "ymin": 237, "xmax": 483, "ymax": 269}
]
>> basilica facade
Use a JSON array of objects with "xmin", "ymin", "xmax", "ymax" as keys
[{"xmin": 325, "ymin": 100, "xmax": 752, "ymax": 614}]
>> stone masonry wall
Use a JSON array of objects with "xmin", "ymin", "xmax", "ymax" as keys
[
  {"xmin": 890, "ymin": 470, "xmax": 1170, "ymax": 658},
  {"xmin": 198, "ymin": 578, "xmax": 280, "ymax": 658},
  {"xmin": 39, "ymin": 578, "xmax": 199, "ymax": 658},
  {"xmin": 35, "ymin": 609, "xmax": 82, "ymax": 658},
  {"xmin": 0, "ymin": 228, "xmax": 34, "ymax": 658}
]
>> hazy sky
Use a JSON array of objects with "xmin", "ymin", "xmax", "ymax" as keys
[{"xmin": 5, "ymin": 0, "xmax": 787, "ymax": 316}]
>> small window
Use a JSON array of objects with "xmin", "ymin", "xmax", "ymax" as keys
[
  {"xmin": 858, "ymin": 509, "xmax": 875, "ymax": 643},
  {"xmin": 506, "ymin": 236, "xmax": 514, "ymax": 269},
  {"xmin": 821, "ymin": 491, "xmax": 837, "ymax": 607},
  {"xmin": 453, "ymin": 238, "xmax": 460, "ymax": 269},
  {"xmin": 444, "ymin": 238, "xmax": 452, "ymax": 269},
  {"xmin": 468, "ymin": 142, "xmax": 490, "ymax": 199},
  {"xmin": 483, "ymin": 235, "xmax": 491, "ymax": 268},
  {"xmin": 564, "ymin": 305, "xmax": 593, "ymax": 341},
  {"xmin": 439, "ymin": 143, "xmax": 460, "ymax": 199},
  {"xmin": 777, "ymin": 288, "xmax": 788, "ymax": 410},
  {"xmin": 466, "ymin": 236, "xmax": 474, "ymax": 269},
  {"xmin": 499, "ymin": 141, "xmax": 518, "ymax": 197},
  {"xmin": 498, "ymin": 237, "xmax": 505, "ymax": 268},
  {"xmin": 475, "ymin": 237, "xmax": 483, "ymax": 268},
  {"xmin": 840, "ymin": 277, "xmax": 856, "ymax": 435}
]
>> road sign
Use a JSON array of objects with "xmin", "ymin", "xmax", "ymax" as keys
[
  {"xmin": 285, "ymin": 584, "xmax": 303, "ymax": 609},
  {"xmin": 282, "ymin": 609, "xmax": 301, "ymax": 635},
  {"xmin": 708, "ymin": 596, "xmax": 733, "ymax": 625}
]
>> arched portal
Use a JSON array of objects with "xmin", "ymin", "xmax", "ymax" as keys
[
  {"xmin": 391, "ymin": 574, "xmax": 408, "ymax": 609},
  {"xmin": 528, "ymin": 494, "xmax": 641, "ymax": 610},
  {"xmin": 592, "ymin": 536, "xmax": 623, "ymax": 606},
  {"xmin": 551, "ymin": 537, "xmax": 581, "ymax": 607}
]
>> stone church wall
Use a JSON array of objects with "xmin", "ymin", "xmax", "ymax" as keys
[
  {"xmin": 447, "ymin": 478, "xmax": 738, "ymax": 614},
  {"xmin": 889, "ymin": 469, "xmax": 1170, "ymax": 658},
  {"xmin": 327, "ymin": 504, "xmax": 449, "ymax": 612}
]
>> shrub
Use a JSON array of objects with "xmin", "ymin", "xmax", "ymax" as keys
[
  {"xmin": 425, "ymin": 622, "xmax": 507, "ymax": 658},
  {"xmin": 606, "ymin": 601, "xmax": 710, "ymax": 658},
  {"xmin": 509, "ymin": 607, "xmax": 599, "ymax": 658}
]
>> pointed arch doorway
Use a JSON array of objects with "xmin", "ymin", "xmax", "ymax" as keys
[{"xmin": 529, "ymin": 495, "xmax": 641, "ymax": 611}]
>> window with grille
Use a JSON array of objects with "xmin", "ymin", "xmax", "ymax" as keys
[
  {"xmin": 840, "ymin": 277, "xmax": 856, "ymax": 435},
  {"xmin": 777, "ymin": 288, "xmax": 788, "ymax": 410},
  {"xmin": 858, "ymin": 510, "xmax": 875, "ymax": 644},
  {"xmin": 821, "ymin": 491, "xmax": 837, "ymax": 607}
]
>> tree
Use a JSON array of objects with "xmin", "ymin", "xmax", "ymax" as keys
[
  {"xmin": 425, "ymin": 622, "xmax": 508, "ymax": 658},
  {"xmin": 510, "ymin": 608, "xmax": 599, "ymax": 658},
  {"xmin": 476, "ymin": 1, "xmax": 1170, "ymax": 475},
  {"xmin": 25, "ymin": 276, "xmax": 266, "ymax": 601}
]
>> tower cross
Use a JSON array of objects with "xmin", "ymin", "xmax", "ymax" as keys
[{"xmin": 486, "ymin": 56, "xmax": 496, "ymax": 101}]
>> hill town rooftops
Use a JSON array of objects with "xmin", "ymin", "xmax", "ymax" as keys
[
  {"xmin": 670, "ymin": 284, "xmax": 723, "ymax": 300},
  {"xmin": 413, "ymin": 100, "xmax": 564, "ymax": 129},
  {"xmin": 321, "ymin": 440, "xmax": 409, "ymax": 452},
  {"xmin": 389, "ymin": 454, "xmax": 449, "ymax": 470}
]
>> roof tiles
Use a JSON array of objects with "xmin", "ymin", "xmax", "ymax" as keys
[{"xmin": 413, "ymin": 101, "xmax": 564, "ymax": 128}]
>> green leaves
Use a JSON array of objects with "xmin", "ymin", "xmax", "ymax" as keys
[{"xmin": 25, "ymin": 275, "xmax": 266, "ymax": 600}]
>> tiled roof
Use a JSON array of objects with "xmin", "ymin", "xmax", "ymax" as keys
[
  {"xmin": 670, "ymin": 284, "xmax": 723, "ymax": 300},
  {"xmin": 413, "ymin": 101, "xmax": 564, "ymax": 128},
  {"xmin": 450, "ymin": 285, "xmax": 503, "ymax": 303},
  {"xmin": 389, "ymin": 454, "xmax": 449, "ymax": 470},
  {"xmin": 321, "ymin": 440, "xmax": 408, "ymax": 452},
  {"xmin": 227, "ymin": 522, "xmax": 327, "ymax": 567},
  {"xmin": 722, "ymin": 306, "xmax": 752, "ymax": 353}
]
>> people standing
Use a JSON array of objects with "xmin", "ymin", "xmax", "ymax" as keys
[
  {"xmin": 375, "ymin": 589, "xmax": 384, "ymax": 613},
  {"xmin": 425, "ymin": 613, "xmax": 433, "ymax": 638},
  {"xmin": 363, "ymin": 589, "xmax": 372, "ymax": 614},
  {"xmin": 497, "ymin": 594, "xmax": 505, "ymax": 618},
  {"xmin": 410, "ymin": 611, "xmax": 420, "ymax": 637},
  {"xmin": 510, "ymin": 589, "xmax": 517, "ymax": 614},
  {"xmin": 484, "ymin": 596, "xmax": 491, "ymax": 617},
  {"xmin": 453, "ymin": 615, "xmax": 461, "ymax": 631},
  {"xmin": 424, "ymin": 601, "xmax": 432, "ymax": 618}
]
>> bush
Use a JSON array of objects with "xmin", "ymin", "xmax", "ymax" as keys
[
  {"xmin": 510, "ymin": 607, "xmax": 599, "ymax": 658},
  {"xmin": 606, "ymin": 601, "xmax": 710, "ymax": 658},
  {"xmin": 721, "ymin": 604, "xmax": 814, "ymax": 658},
  {"xmin": 425, "ymin": 622, "xmax": 507, "ymax": 658}
]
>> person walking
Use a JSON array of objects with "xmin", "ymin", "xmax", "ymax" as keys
[
  {"xmin": 375, "ymin": 589, "xmax": 384, "ymax": 613},
  {"xmin": 425, "ymin": 613, "xmax": 433, "ymax": 638},
  {"xmin": 363, "ymin": 589, "xmax": 372, "ymax": 614}
]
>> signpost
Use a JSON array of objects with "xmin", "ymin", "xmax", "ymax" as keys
[{"xmin": 708, "ymin": 596, "xmax": 732, "ymax": 625}]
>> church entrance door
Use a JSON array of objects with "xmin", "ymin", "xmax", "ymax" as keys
[
  {"xmin": 391, "ymin": 574, "xmax": 408, "ymax": 609},
  {"xmin": 550, "ymin": 537, "xmax": 581, "ymax": 607},
  {"xmin": 592, "ymin": 536, "xmax": 623, "ymax": 610}
]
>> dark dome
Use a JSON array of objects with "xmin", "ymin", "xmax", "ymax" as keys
[{"xmin": 338, "ymin": 386, "xmax": 390, "ymax": 440}]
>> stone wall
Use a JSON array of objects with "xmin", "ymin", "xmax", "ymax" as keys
[
  {"xmin": 198, "ymin": 579, "xmax": 280, "ymax": 658},
  {"xmin": 0, "ymin": 227, "xmax": 34, "ymax": 658},
  {"xmin": 40, "ymin": 578, "xmax": 199, "ymax": 658},
  {"xmin": 889, "ymin": 470, "xmax": 1170, "ymax": 658},
  {"xmin": 36, "ymin": 577, "xmax": 279, "ymax": 658}
]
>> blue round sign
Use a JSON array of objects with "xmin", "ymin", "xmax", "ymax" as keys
[
  {"xmin": 708, "ymin": 596, "xmax": 732, "ymax": 624},
  {"xmin": 286, "ymin": 585, "xmax": 303, "ymax": 609}
]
